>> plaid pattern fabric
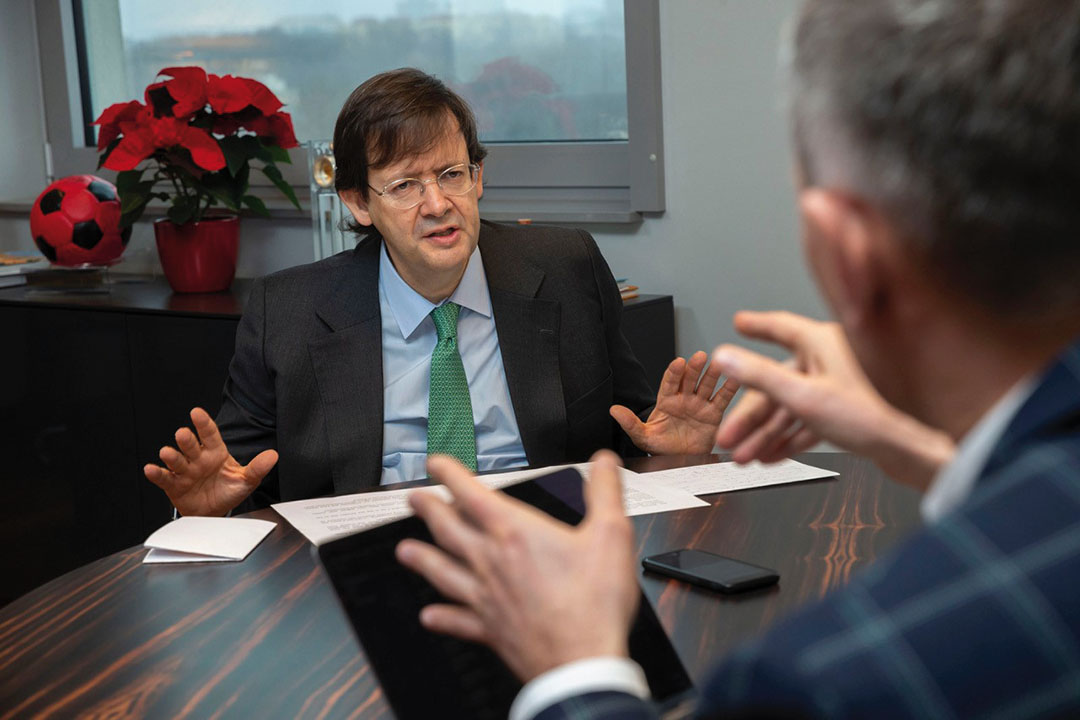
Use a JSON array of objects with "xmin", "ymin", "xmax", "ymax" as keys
[{"xmin": 536, "ymin": 340, "xmax": 1080, "ymax": 720}]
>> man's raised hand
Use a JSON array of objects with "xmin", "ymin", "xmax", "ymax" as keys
[
  {"xmin": 143, "ymin": 407, "xmax": 278, "ymax": 516},
  {"xmin": 712, "ymin": 311, "xmax": 953, "ymax": 490},
  {"xmin": 610, "ymin": 350, "xmax": 739, "ymax": 455}
]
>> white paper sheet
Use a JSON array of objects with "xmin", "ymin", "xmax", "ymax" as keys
[
  {"xmin": 142, "ymin": 516, "xmax": 276, "ymax": 564},
  {"xmin": 640, "ymin": 458, "xmax": 839, "ymax": 497},
  {"xmin": 273, "ymin": 462, "xmax": 707, "ymax": 545}
]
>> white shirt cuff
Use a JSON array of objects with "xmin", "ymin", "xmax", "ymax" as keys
[{"xmin": 509, "ymin": 656, "xmax": 650, "ymax": 720}]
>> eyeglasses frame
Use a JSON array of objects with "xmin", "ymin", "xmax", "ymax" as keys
[{"xmin": 367, "ymin": 162, "xmax": 482, "ymax": 209}]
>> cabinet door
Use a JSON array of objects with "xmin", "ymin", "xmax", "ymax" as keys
[
  {"xmin": 622, "ymin": 296, "xmax": 676, "ymax": 395},
  {"xmin": 127, "ymin": 314, "xmax": 240, "ymax": 535},
  {"xmin": 0, "ymin": 306, "xmax": 142, "ymax": 605}
]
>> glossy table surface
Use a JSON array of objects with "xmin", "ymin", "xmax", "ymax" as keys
[{"xmin": 0, "ymin": 454, "xmax": 921, "ymax": 719}]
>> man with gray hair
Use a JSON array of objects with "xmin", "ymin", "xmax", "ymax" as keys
[{"xmin": 396, "ymin": 0, "xmax": 1080, "ymax": 717}]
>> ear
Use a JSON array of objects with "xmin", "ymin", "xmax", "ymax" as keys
[
  {"xmin": 798, "ymin": 188, "xmax": 887, "ymax": 333},
  {"xmin": 339, "ymin": 189, "xmax": 373, "ymax": 227},
  {"xmin": 474, "ymin": 162, "xmax": 484, "ymax": 201}
]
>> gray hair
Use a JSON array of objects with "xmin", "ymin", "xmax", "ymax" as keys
[{"xmin": 789, "ymin": 0, "xmax": 1080, "ymax": 321}]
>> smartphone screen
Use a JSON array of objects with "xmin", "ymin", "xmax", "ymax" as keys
[{"xmin": 642, "ymin": 549, "xmax": 779, "ymax": 593}]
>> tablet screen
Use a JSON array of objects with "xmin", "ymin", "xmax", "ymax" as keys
[{"xmin": 317, "ymin": 468, "xmax": 694, "ymax": 720}]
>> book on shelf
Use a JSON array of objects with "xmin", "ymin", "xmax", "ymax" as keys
[
  {"xmin": 0, "ymin": 252, "xmax": 113, "ymax": 292},
  {"xmin": 618, "ymin": 280, "xmax": 639, "ymax": 302},
  {"xmin": 0, "ymin": 251, "xmax": 48, "ymax": 288}
]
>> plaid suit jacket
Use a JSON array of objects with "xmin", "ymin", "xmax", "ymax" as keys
[{"xmin": 536, "ymin": 340, "xmax": 1080, "ymax": 720}]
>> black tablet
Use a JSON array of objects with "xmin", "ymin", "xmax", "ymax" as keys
[{"xmin": 316, "ymin": 467, "xmax": 695, "ymax": 720}]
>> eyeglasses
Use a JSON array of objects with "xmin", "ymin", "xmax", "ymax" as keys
[{"xmin": 368, "ymin": 163, "xmax": 481, "ymax": 210}]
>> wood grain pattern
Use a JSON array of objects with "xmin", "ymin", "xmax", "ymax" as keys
[{"xmin": 0, "ymin": 454, "xmax": 920, "ymax": 718}]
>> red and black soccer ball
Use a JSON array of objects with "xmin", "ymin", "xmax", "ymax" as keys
[{"xmin": 30, "ymin": 175, "xmax": 131, "ymax": 266}]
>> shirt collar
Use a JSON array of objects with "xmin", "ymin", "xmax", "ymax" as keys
[
  {"xmin": 378, "ymin": 242, "xmax": 491, "ymax": 340},
  {"xmin": 921, "ymin": 373, "xmax": 1039, "ymax": 524}
]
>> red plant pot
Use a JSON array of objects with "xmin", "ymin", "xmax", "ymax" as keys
[{"xmin": 154, "ymin": 215, "xmax": 239, "ymax": 293}]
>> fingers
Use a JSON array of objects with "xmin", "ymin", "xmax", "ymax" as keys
[
  {"xmin": 584, "ymin": 450, "xmax": 627, "ymax": 524},
  {"xmin": 244, "ymin": 449, "xmax": 279, "ymax": 484},
  {"xmin": 715, "ymin": 387, "xmax": 777, "ymax": 449},
  {"xmin": 731, "ymin": 406, "xmax": 798, "ymax": 464},
  {"xmin": 760, "ymin": 426, "xmax": 819, "ymax": 463},
  {"xmin": 695, "ymin": 352, "xmax": 724, "ymax": 399},
  {"xmin": 732, "ymin": 310, "xmax": 818, "ymax": 352},
  {"xmin": 755, "ymin": 409, "xmax": 804, "ymax": 461},
  {"xmin": 609, "ymin": 405, "xmax": 647, "ymax": 446},
  {"xmin": 174, "ymin": 427, "xmax": 200, "ymax": 463},
  {"xmin": 418, "ymin": 604, "xmax": 488, "ymax": 644},
  {"xmin": 680, "ymin": 351, "xmax": 708, "ymax": 395},
  {"xmin": 711, "ymin": 345, "xmax": 805, "ymax": 408},
  {"xmin": 426, "ymin": 455, "xmax": 529, "ymax": 534},
  {"xmin": 655, "ymin": 357, "xmax": 685, "ymax": 400},
  {"xmin": 190, "ymin": 407, "xmax": 226, "ymax": 452},
  {"xmin": 408, "ymin": 486, "xmax": 486, "ymax": 563},
  {"xmin": 710, "ymin": 376, "xmax": 740, "ymax": 411},
  {"xmin": 143, "ymin": 462, "xmax": 177, "ymax": 489},
  {"xmin": 159, "ymin": 444, "xmax": 191, "ymax": 476},
  {"xmin": 397, "ymin": 539, "xmax": 481, "ymax": 608}
]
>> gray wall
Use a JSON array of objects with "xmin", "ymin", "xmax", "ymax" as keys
[
  {"xmin": 0, "ymin": 0, "xmax": 47, "ymax": 202},
  {"xmin": 0, "ymin": 0, "xmax": 826, "ymax": 357}
]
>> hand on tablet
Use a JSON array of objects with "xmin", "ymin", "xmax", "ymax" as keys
[{"xmin": 396, "ymin": 451, "xmax": 639, "ymax": 682}]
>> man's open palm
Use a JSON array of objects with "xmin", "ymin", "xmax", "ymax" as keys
[
  {"xmin": 610, "ymin": 351, "xmax": 739, "ymax": 455},
  {"xmin": 143, "ymin": 407, "xmax": 278, "ymax": 517}
]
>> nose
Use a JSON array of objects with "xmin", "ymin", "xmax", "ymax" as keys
[{"xmin": 418, "ymin": 179, "xmax": 451, "ymax": 216}]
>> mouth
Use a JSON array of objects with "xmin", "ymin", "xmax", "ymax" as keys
[{"xmin": 422, "ymin": 225, "xmax": 460, "ymax": 245}]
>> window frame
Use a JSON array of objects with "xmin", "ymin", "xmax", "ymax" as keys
[{"xmin": 35, "ymin": 0, "xmax": 664, "ymax": 223}]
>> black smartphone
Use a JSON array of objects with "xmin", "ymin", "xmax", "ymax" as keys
[{"xmin": 642, "ymin": 549, "xmax": 779, "ymax": 594}]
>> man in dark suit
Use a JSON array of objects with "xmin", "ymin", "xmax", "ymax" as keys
[
  {"xmin": 143, "ymin": 69, "xmax": 736, "ymax": 516},
  {"xmin": 397, "ymin": 1, "xmax": 1080, "ymax": 717}
]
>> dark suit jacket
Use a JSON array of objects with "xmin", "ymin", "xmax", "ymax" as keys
[
  {"xmin": 217, "ymin": 220, "xmax": 655, "ymax": 509},
  {"xmin": 537, "ymin": 338, "xmax": 1080, "ymax": 720}
]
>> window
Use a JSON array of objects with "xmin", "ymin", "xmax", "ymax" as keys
[{"xmin": 37, "ymin": 0, "xmax": 664, "ymax": 222}]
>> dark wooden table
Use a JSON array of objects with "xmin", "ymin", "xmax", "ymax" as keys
[{"xmin": 0, "ymin": 454, "xmax": 921, "ymax": 719}]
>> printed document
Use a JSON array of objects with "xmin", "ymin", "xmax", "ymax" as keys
[
  {"xmin": 641, "ymin": 458, "xmax": 839, "ymax": 497},
  {"xmin": 273, "ymin": 462, "xmax": 706, "ymax": 545}
]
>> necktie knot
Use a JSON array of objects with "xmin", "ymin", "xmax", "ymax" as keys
[{"xmin": 431, "ymin": 302, "xmax": 460, "ymax": 341}]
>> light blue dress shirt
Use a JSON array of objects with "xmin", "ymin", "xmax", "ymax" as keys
[{"xmin": 378, "ymin": 243, "xmax": 529, "ymax": 485}]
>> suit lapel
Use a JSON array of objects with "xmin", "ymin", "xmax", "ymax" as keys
[
  {"xmin": 309, "ymin": 239, "xmax": 384, "ymax": 494},
  {"xmin": 983, "ymin": 340, "xmax": 1080, "ymax": 478},
  {"xmin": 480, "ymin": 224, "xmax": 567, "ymax": 466}
]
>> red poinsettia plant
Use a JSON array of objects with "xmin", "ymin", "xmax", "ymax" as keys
[{"xmin": 95, "ymin": 66, "xmax": 301, "ymax": 227}]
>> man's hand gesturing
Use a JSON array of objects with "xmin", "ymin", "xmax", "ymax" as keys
[
  {"xmin": 143, "ymin": 407, "xmax": 278, "ymax": 517},
  {"xmin": 610, "ymin": 351, "xmax": 740, "ymax": 456}
]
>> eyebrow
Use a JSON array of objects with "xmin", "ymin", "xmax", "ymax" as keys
[{"xmin": 387, "ymin": 159, "xmax": 468, "ymax": 180}]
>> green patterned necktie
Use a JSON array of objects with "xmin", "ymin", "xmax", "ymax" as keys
[{"xmin": 427, "ymin": 302, "xmax": 478, "ymax": 470}]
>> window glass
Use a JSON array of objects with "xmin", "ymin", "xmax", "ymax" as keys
[{"xmin": 80, "ymin": 0, "xmax": 628, "ymax": 145}]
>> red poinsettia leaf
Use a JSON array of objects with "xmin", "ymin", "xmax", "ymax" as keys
[
  {"xmin": 243, "ymin": 112, "xmax": 298, "ymax": 150},
  {"xmin": 93, "ymin": 100, "xmax": 144, "ymax": 150},
  {"xmin": 145, "ymin": 82, "xmax": 176, "ymax": 117},
  {"xmin": 242, "ymin": 115, "xmax": 270, "ymax": 137},
  {"xmin": 207, "ymin": 74, "xmax": 253, "ymax": 114},
  {"xmin": 93, "ymin": 100, "xmax": 143, "ymax": 127},
  {"xmin": 267, "ymin": 112, "xmax": 299, "ymax": 149},
  {"xmin": 157, "ymin": 66, "xmax": 209, "ymax": 118},
  {"xmin": 242, "ymin": 78, "xmax": 283, "ymax": 115},
  {"xmin": 103, "ymin": 125, "xmax": 156, "ymax": 171},
  {"xmin": 179, "ymin": 126, "xmax": 226, "ymax": 171}
]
